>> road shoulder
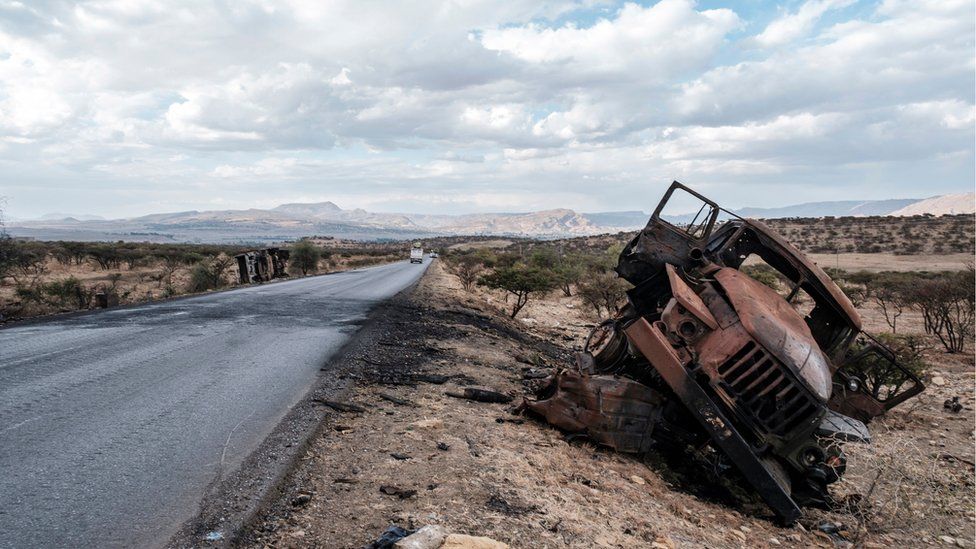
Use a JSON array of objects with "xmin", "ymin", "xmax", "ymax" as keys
[{"xmin": 166, "ymin": 265, "xmax": 425, "ymax": 548}]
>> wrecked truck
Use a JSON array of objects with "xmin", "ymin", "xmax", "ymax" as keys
[
  {"xmin": 235, "ymin": 247, "xmax": 290, "ymax": 284},
  {"xmin": 524, "ymin": 182, "xmax": 924, "ymax": 523}
]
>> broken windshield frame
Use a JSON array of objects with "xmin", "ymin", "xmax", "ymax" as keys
[{"xmin": 651, "ymin": 182, "xmax": 721, "ymax": 243}]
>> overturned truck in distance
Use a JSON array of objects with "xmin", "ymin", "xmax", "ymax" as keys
[
  {"xmin": 235, "ymin": 248, "xmax": 290, "ymax": 284},
  {"xmin": 524, "ymin": 182, "xmax": 924, "ymax": 523}
]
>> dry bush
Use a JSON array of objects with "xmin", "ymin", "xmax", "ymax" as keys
[
  {"xmin": 830, "ymin": 426, "xmax": 973, "ymax": 542},
  {"xmin": 186, "ymin": 254, "xmax": 235, "ymax": 292},
  {"xmin": 576, "ymin": 270, "xmax": 629, "ymax": 318},
  {"xmin": 910, "ymin": 270, "xmax": 975, "ymax": 353},
  {"xmin": 446, "ymin": 254, "xmax": 485, "ymax": 290}
]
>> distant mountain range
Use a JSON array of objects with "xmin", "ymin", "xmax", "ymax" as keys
[{"xmin": 6, "ymin": 193, "xmax": 973, "ymax": 244}]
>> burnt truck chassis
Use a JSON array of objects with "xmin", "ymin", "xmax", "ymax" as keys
[
  {"xmin": 524, "ymin": 182, "xmax": 924, "ymax": 524},
  {"xmin": 235, "ymin": 247, "xmax": 290, "ymax": 284}
]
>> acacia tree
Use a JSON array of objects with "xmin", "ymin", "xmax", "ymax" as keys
[
  {"xmin": 290, "ymin": 240, "xmax": 321, "ymax": 276},
  {"xmin": 909, "ymin": 270, "xmax": 975, "ymax": 353},
  {"xmin": 478, "ymin": 264, "xmax": 557, "ymax": 318},
  {"xmin": 870, "ymin": 274, "xmax": 910, "ymax": 333},
  {"xmin": 449, "ymin": 254, "xmax": 484, "ymax": 290}
]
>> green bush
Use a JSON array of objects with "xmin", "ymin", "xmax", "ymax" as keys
[
  {"xmin": 289, "ymin": 240, "xmax": 321, "ymax": 276},
  {"xmin": 741, "ymin": 264, "xmax": 781, "ymax": 290},
  {"xmin": 478, "ymin": 264, "xmax": 559, "ymax": 318},
  {"xmin": 186, "ymin": 255, "xmax": 234, "ymax": 292},
  {"xmin": 576, "ymin": 270, "xmax": 630, "ymax": 317},
  {"xmin": 40, "ymin": 277, "xmax": 92, "ymax": 309},
  {"xmin": 844, "ymin": 333, "xmax": 929, "ymax": 401}
]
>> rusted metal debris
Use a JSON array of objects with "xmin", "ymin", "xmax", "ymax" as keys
[
  {"xmin": 446, "ymin": 387, "xmax": 514, "ymax": 404},
  {"xmin": 522, "ymin": 181, "xmax": 924, "ymax": 524},
  {"xmin": 235, "ymin": 247, "xmax": 290, "ymax": 284}
]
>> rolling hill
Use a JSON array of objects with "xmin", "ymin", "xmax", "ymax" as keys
[{"xmin": 6, "ymin": 193, "xmax": 972, "ymax": 243}]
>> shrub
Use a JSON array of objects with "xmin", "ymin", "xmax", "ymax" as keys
[
  {"xmin": 844, "ymin": 333, "xmax": 929, "ymax": 402},
  {"xmin": 741, "ymin": 264, "xmax": 781, "ymax": 290},
  {"xmin": 38, "ymin": 277, "xmax": 92, "ymax": 309},
  {"xmin": 1, "ymin": 240, "xmax": 48, "ymax": 282},
  {"xmin": 88, "ymin": 244, "xmax": 123, "ymax": 270},
  {"xmin": 576, "ymin": 270, "xmax": 630, "ymax": 317},
  {"xmin": 447, "ymin": 254, "xmax": 485, "ymax": 290},
  {"xmin": 0, "ymin": 233, "xmax": 15, "ymax": 282},
  {"xmin": 289, "ymin": 240, "xmax": 321, "ymax": 276},
  {"xmin": 527, "ymin": 248, "xmax": 585, "ymax": 297},
  {"xmin": 478, "ymin": 264, "xmax": 558, "ymax": 318},
  {"xmin": 867, "ymin": 273, "xmax": 912, "ymax": 332},
  {"xmin": 908, "ymin": 269, "xmax": 975, "ymax": 353},
  {"xmin": 186, "ymin": 255, "xmax": 234, "ymax": 292}
]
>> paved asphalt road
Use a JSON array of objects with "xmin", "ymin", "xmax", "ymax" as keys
[{"xmin": 0, "ymin": 260, "xmax": 429, "ymax": 548}]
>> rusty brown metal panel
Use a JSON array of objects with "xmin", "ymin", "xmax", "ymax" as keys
[
  {"xmin": 521, "ymin": 369, "xmax": 664, "ymax": 453},
  {"xmin": 623, "ymin": 317, "xmax": 803, "ymax": 524},
  {"xmin": 740, "ymin": 219, "xmax": 861, "ymax": 330},
  {"xmin": 713, "ymin": 268, "xmax": 832, "ymax": 402},
  {"xmin": 692, "ymin": 321, "xmax": 753, "ymax": 378},
  {"xmin": 665, "ymin": 264, "xmax": 718, "ymax": 330}
]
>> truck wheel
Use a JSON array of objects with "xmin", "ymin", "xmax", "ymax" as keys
[{"xmin": 584, "ymin": 320, "xmax": 629, "ymax": 373}]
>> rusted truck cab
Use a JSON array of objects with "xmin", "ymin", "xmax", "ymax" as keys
[{"xmin": 526, "ymin": 182, "xmax": 924, "ymax": 523}]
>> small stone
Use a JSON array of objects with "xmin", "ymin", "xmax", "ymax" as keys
[
  {"xmin": 769, "ymin": 538, "xmax": 781, "ymax": 545},
  {"xmin": 940, "ymin": 536, "xmax": 957, "ymax": 545},
  {"xmin": 630, "ymin": 475, "xmax": 646, "ymax": 485},
  {"xmin": 395, "ymin": 525, "xmax": 450, "ymax": 549},
  {"xmin": 729, "ymin": 529, "xmax": 746, "ymax": 541},
  {"xmin": 932, "ymin": 376, "xmax": 946, "ymax": 386},
  {"xmin": 651, "ymin": 536, "xmax": 675, "ymax": 549},
  {"xmin": 291, "ymin": 493, "xmax": 312, "ymax": 507},
  {"xmin": 412, "ymin": 418, "xmax": 444, "ymax": 430},
  {"xmin": 740, "ymin": 525, "xmax": 752, "ymax": 533},
  {"xmin": 440, "ymin": 533, "xmax": 509, "ymax": 549}
]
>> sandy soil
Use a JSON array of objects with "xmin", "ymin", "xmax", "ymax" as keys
[
  {"xmin": 244, "ymin": 262, "xmax": 975, "ymax": 548},
  {"xmin": 805, "ymin": 253, "xmax": 973, "ymax": 272}
]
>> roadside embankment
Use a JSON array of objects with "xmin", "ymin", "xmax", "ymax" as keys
[{"xmin": 239, "ymin": 262, "xmax": 975, "ymax": 548}]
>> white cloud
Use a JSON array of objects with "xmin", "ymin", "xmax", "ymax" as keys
[
  {"xmin": 0, "ymin": 0, "xmax": 972, "ymax": 219},
  {"xmin": 751, "ymin": 0, "xmax": 855, "ymax": 48},
  {"xmin": 481, "ymin": 0, "xmax": 740, "ymax": 79}
]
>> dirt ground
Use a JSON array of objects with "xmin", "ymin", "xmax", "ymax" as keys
[
  {"xmin": 243, "ymin": 262, "xmax": 975, "ymax": 548},
  {"xmin": 804, "ymin": 253, "xmax": 973, "ymax": 273}
]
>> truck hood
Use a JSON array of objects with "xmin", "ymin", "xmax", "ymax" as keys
[{"xmin": 714, "ymin": 268, "xmax": 832, "ymax": 402}]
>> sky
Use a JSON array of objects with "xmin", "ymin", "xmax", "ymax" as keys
[{"xmin": 0, "ymin": 0, "xmax": 973, "ymax": 220}]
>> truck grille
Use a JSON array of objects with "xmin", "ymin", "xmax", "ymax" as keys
[{"xmin": 716, "ymin": 341, "xmax": 819, "ymax": 437}]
